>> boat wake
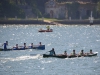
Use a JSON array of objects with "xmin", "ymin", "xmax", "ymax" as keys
[
  {"xmin": 3, "ymin": 54, "xmax": 42, "ymax": 62},
  {"xmin": 94, "ymin": 52, "xmax": 98, "ymax": 54}
]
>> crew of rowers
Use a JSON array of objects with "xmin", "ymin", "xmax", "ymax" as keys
[
  {"xmin": 2, "ymin": 41, "xmax": 42, "ymax": 50},
  {"xmin": 49, "ymin": 48, "xmax": 94, "ymax": 56}
]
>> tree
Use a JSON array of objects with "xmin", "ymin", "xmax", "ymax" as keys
[
  {"xmin": 92, "ymin": 0, "xmax": 100, "ymax": 3},
  {"xmin": 97, "ymin": 1, "xmax": 100, "ymax": 13},
  {"xmin": 0, "ymin": 0, "xmax": 25, "ymax": 18}
]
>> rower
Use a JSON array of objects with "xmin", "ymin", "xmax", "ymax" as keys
[
  {"xmin": 13, "ymin": 44, "xmax": 18, "ymax": 49},
  {"xmin": 86, "ymin": 49, "xmax": 94, "ymax": 55},
  {"xmin": 79, "ymin": 50, "xmax": 86, "ymax": 56},
  {"xmin": 24, "ymin": 43, "xmax": 26, "ymax": 49},
  {"xmin": 31, "ymin": 43, "xmax": 33, "ymax": 48},
  {"xmin": 64, "ymin": 51, "xmax": 67, "ymax": 56},
  {"xmin": 71, "ymin": 50, "xmax": 77, "ymax": 56},
  {"xmin": 39, "ymin": 42, "xmax": 42, "ymax": 46},
  {"xmin": 90, "ymin": 49, "xmax": 93, "ymax": 54},
  {"xmin": 49, "ymin": 48, "xmax": 56, "ymax": 56}
]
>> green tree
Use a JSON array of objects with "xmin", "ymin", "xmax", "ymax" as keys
[
  {"xmin": 97, "ymin": 1, "xmax": 100, "ymax": 13},
  {"xmin": 0, "ymin": 0, "xmax": 25, "ymax": 18},
  {"xmin": 92, "ymin": 0, "xmax": 100, "ymax": 3}
]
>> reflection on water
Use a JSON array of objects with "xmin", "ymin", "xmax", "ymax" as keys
[{"xmin": 0, "ymin": 25, "xmax": 100, "ymax": 75}]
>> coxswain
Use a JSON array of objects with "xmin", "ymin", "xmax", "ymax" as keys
[
  {"xmin": 49, "ymin": 48, "xmax": 56, "ymax": 56},
  {"xmin": 6, "ymin": 41, "xmax": 8, "ymax": 45},
  {"xmin": 3, "ymin": 41, "xmax": 8, "ymax": 50},
  {"xmin": 3, "ymin": 43, "xmax": 7, "ymax": 50}
]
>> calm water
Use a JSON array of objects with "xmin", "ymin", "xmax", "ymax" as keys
[{"xmin": 0, "ymin": 25, "xmax": 100, "ymax": 75}]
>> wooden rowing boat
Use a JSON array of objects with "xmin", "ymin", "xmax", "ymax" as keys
[
  {"xmin": 0, "ymin": 48, "xmax": 25, "ymax": 51},
  {"xmin": 43, "ymin": 54, "xmax": 67, "ymax": 58},
  {"xmin": 43, "ymin": 53, "xmax": 97, "ymax": 58},
  {"xmin": 26, "ymin": 45, "xmax": 45, "ymax": 50},
  {"xmin": 0, "ymin": 45, "xmax": 45, "ymax": 51},
  {"xmin": 38, "ymin": 29, "xmax": 53, "ymax": 32}
]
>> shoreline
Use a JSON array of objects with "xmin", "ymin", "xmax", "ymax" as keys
[{"xmin": 0, "ymin": 19, "xmax": 100, "ymax": 25}]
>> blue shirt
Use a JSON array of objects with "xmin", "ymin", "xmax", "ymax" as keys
[{"xmin": 4, "ymin": 43, "xmax": 7, "ymax": 50}]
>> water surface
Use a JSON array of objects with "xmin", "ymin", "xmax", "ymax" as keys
[{"xmin": 0, "ymin": 25, "xmax": 100, "ymax": 75}]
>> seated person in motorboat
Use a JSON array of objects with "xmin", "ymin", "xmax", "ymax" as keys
[{"xmin": 49, "ymin": 48, "xmax": 56, "ymax": 56}]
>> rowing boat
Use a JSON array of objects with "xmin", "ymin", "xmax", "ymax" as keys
[
  {"xmin": 0, "ymin": 45, "xmax": 45, "ymax": 51},
  {"xmin": 43, "ymin": 54, "xmax": 67, "ymax": 58},
  {"xmin": 0, "ymin": 48, "xmax": 25, "ymax": 51},
  {"xmin": 26, "ymin": 45, "xmax": 45, "ymax": 50},
  {"xmin": 38, "ymin": 29, "xmax": 53, "ymax": 32},
  {"xmin": 43, "ymin": 53, "xmax": 97, "ymax": 58}
]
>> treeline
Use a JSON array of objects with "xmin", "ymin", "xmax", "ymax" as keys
[
  {"xmin": 0, "ymin": 0, "xmax": 25, "ymax": 18},
  {"xmin": 0, "ymin": 0, "xmax": 100, "ymax": 18},
  {"xmin": 0, "ymin": 0, "xmax": 49, "ymax": 18}
]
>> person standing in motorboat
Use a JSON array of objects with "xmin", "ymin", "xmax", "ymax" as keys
[
  {"xmin": 49, "ymin": 48, "xmax": 56, "ymax": 56},
  {"xmin": 46, "ymin": 26, "xmax": 50, "ymax": 30}
]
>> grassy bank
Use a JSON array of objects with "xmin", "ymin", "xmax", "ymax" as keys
[{"xmin": 0, "ymin": 18, "xmax": 100, "ymax": 25}]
